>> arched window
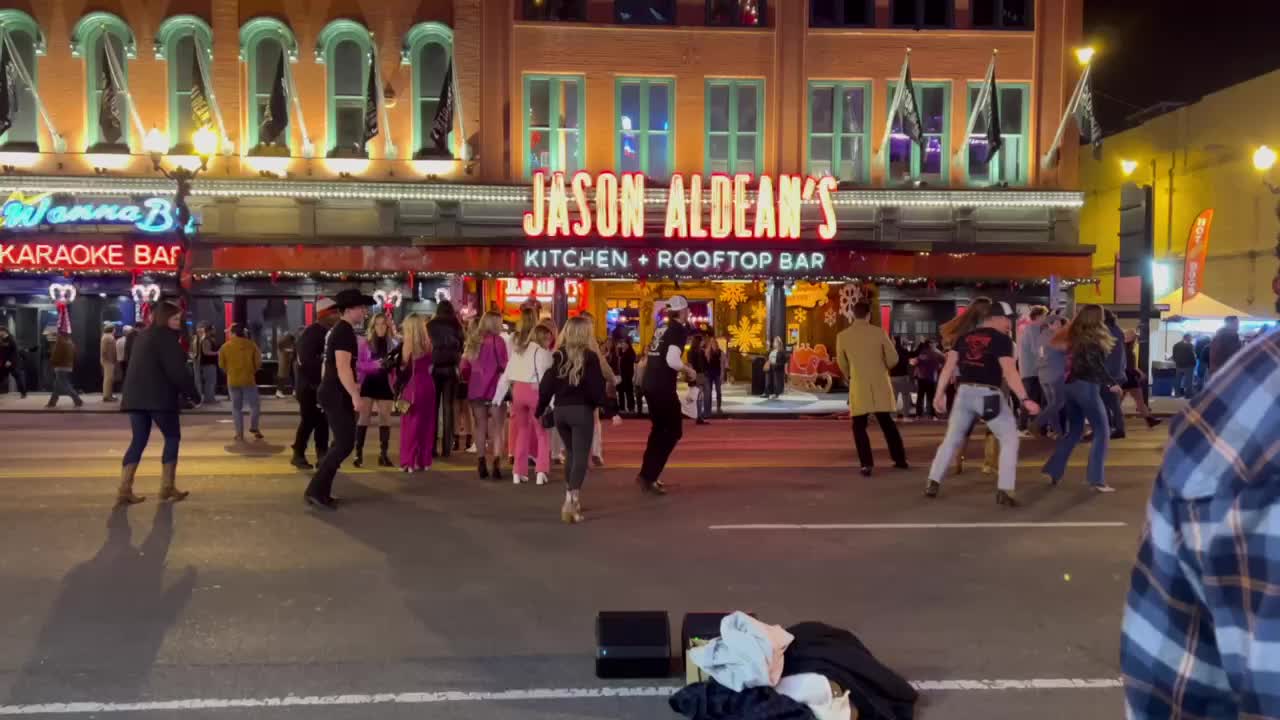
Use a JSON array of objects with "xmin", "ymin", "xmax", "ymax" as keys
[
  {"xmin": 156, "ymin": 16, "xmax": 214, "ymax": 152},
  {"xmin": 240, "ymin": 18, "xmax": 297, "ymax": 152},
  {"xmin": 0, "ymin": 10, "xmax": 43, "ymax": 149},
  {"xmin": 71, "ymin": 12, "xmax": 137, "ymax": 151},
  {"xmin": 402, "ymin": 23, "xmax": 453, "ymax": 159},
  {"xmin": 315, "ymin": 20, "xmax": 372, "ymax": 158}
]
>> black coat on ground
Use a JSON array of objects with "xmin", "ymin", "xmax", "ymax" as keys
[
  {"xmin": 783, "ymin": 621, "xmax": 917, "ymax": 720},
  {"xmin": 120, "ymin": 326, "xmax": 199, "ymax": 412},
  {"xmin": 669, "ymin": 679, "xmax": 815, "ymax": 720}
]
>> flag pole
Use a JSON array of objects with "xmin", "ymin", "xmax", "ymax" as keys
[
  {"xmin": 1041, "ymin": 62, "xmax": 1090, "ymax": 169},
  {"xmin": 451, "ymin": 55, "xmax": 466, "ymax": 161},
  {"xmin": 0, "ymin": 28, "xmax": 65, "ymax": 152},
  {"xmin": 371, "ymin": 37, "xmax": 396, "ymax": 159},
  {"xmin": 875, "ymin": 49, "xmax": 911, "ymax": 162},
  {"xmin": 955, "ymin": 50, "xmax": 996, "ymax": 167},
  {"xmin": 192, "ymin": 37, "xmax": 231, "ymax": 154},
  {"xmin": 101, "ymin": 30, "xmax": 146, "ymax": 150},
  {"xmin": 281, "ymin": 50, "xmax": 314, "ymax": 158}
]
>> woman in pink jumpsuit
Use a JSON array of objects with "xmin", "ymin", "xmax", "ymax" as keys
[
  {"xmin": 494, "ymin": 309, "xmax": 555, "ymax": 484},
  {"xmin": 398, "ymin": 314, "xmax": 436, "ymax": 472}
]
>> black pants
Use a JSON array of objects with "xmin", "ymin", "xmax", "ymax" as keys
[
  {"xmin": 639, "ymin": 391, "xmax": 683, "ymax": 484},
  {"xmin": 1101, "ymin": 387, "xmax": 1125, "ymax": 437},
  {"xmin": 851, "ymin": 412, "xmax": 907, "ymax": 469},
  {"xmin": 1018, "ymin": 377, "xmax": 1043, "ymax": 430},
  {"xmin": 914, "ymin": 380, "xmax": 937, "ymax": 418},
  {"xmin": 617, "ymin": 382, "xmax": 636, "ymax": 413},
  {"xmin": 764, "ymin": 368, "xmax": 785, "ymax": 397},
  {"xmin": 122, "ymin": 410, "xmax": 181, "ymax": 466},
  {"xmin": 433, "ymin": 367, "xmax": 457, "ymax": 456},
  {"xmin": 555, "ymin": 404, "xmax": 595, "ymax": 491},
  {"xmin": 307, "ymin": 394, "xmax": 355, "ymax": 501},
  {"xmin": 292, "ymin": 385, "xmax": 330, "ymax": 457}
]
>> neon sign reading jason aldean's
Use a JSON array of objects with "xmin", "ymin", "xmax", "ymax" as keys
[
  {"xmin": 522, "ymin": 172, "xmax": 838, "ymax": 240},
  {"xmin": 0, "ymin": 192, "xmax": 197, "ymax": 235}
]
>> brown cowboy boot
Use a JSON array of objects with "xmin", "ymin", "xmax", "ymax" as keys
[
  {"xmin": 116, "ymin": 464, "xmax": 146, "ymax": 506},
  {"xmin": 158, "ymin": 463, "xmax": 189, "ymax": 503}
]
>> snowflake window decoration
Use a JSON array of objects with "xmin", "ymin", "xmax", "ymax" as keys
[
  {"xmin": 718, "ymin": 283, "xmax": 748, "ymax": 309},
  {"xmin": 838, "ymin": 283, "xmax": 864, "ymax": 322},
  {"xmin": 727, "ymin": 315, "xmax": 763, "ymax": 353},
  {"xmin": 749, "ymin": 302, "xmax": 767, "ymax": 323},
  {"xmin": 824, "ymin": 308, "xmax": 838, "ymax": 326},
  {"xmin": 793, "ymin": 308, "xmax": 808, "ymax": 324}
]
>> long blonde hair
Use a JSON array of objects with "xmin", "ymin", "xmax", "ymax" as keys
[
  {"xmin": 557, "ymin": 316, "xmax": 595, "ymax": 386},
  {"xmin": 512, "ymin": 307, "xmax": 539, "ymax": 353},
  {"xmin": 1058, "ymin": 304, "xmax": 1115, "ymax": 354},
  {"xmin": 464, "ymin": 311, "xmax": 503, "ymax": 358},
  {"xmin": 400, "ymin": 313, "xmax": 431, "ymax": 365},
  {"xmin": 940, "ymin": 297, "xmax": 993, "ymax": 349}
]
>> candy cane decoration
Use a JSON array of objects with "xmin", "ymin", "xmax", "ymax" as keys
[
  {"xmin": 48, "ymin": 282, "xmax": 76, "ymax": 335},
  {"xmin": 372, "ymin": 289, "xmax": 403, "ymax": 320},
  {"xmin": 130, "ymin": 283, "xmax": 161, "ymax": 325}
]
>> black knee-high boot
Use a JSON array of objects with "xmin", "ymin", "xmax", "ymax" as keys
[
  {"xmin": 353, "ymin": 426, "xmax": 368, "ymax": 467},
  {"xmin": 378, "ymin": 426, "xmax": 392, "ymax": 467}
]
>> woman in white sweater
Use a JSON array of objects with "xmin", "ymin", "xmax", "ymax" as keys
[{"xmin": 493, "ymin": 309, "xmax": 555, "ymax": 485}]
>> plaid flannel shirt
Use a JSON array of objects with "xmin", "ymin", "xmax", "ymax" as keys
[{"xmin": 1121, "ymin": 330, "xmax": 1280, "ymax": 719}]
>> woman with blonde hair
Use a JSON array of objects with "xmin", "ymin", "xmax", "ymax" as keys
[
  {"xmin": 354, "ymin": 313, "xmax": 397, "ymax": 468},
  {"xmin": 464, "ymin": 311, "xmax": 509, "ymax": 479},
  {"xmin": 1041, "ymin": 304, "xmax": 1121, "ymax": 493},
  {"xmin": 537, "ymin": 315, "xmax": 606, "ymax": 524},
  {"xmin": 494, "ymin": 308, "xmax": 554, "ymax": 485},
  {"xmin": 397, "ymin": 313, "xmax": 436, "ymax": 473}
]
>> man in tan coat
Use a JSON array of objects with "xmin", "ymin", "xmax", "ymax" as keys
[
  {"xmin": 99, "ymin": 323, "xmax": 118, "ymax": 402},
  {"xmin": 836, "ymin": 301, "xmax": 908, "ymax": 476}
]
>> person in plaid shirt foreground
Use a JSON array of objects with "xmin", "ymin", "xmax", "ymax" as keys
[{"xmin": 1121, "ymin": 324, "xmax": 1280, "ymax": 718}]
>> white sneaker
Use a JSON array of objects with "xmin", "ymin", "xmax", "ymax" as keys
[
  {"xmin": 536, "ymin": 472, "xmax": 549, "ymax": 486},
  {"xmin": 1018, "ymin": 430, "xmax": 1033, "ymax": 438},
  {"xmin": 513, "ymin": 474, "xmax": 527, "ymax": 485},
  {"xmin": 1092, "ymin": 484, "xmax": 1118, "ymax": 494},
  {"xmin": 466, "ymin": 444, "xmax": 478, "ymax": 453}
]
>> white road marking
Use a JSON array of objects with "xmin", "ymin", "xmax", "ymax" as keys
[
  {"xmin": 709, "ymin": 522, "xmax": 1129, "ymax": 531},
  {"xmin": 0, "ymin": 679, "xmax": 1123, "ymax": 715}
]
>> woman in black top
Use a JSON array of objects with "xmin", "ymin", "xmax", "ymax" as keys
[
  {"xmin": 688, "ymin": 335, "xmax": 713, "ymax": 425},
  {"xmin": 427, "ymin": 301, "xmax": 466, "ymax": 456},
  {"xmin": 537, "ymin": 316, "xmax": 606, "ymax": 524},
  {"xmin": 610, "ymin": 329, "xmax": 638, "ymax": 414},
  {"xmin": 1041, "ymin": 304, "xmax": 1121, "ymax": 492}
]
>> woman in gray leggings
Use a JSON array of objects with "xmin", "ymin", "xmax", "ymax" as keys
[{"xmin": 537, "ymin": 316, "xmax": 607, "ymax": 524}]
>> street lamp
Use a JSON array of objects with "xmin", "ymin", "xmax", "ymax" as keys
[
  {"xmin": 1120, "ymin": 159, "xmax": 1138, "ymax": 177},
  {"xmin": 146, "ymin": 125, "xmax": 218, "ymax": 314},
  {"xmin": 1074, "ymin": 46, "xmax": 1095, "ymax": 66},
  {"xmin": 1253, "ymin": 146, "xmax": 1280, "ymax": 313}
]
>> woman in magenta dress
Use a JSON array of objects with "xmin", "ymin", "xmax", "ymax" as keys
[{"xmin": 397, "ymin": 314, "xmax": 436, "ymax": 473}]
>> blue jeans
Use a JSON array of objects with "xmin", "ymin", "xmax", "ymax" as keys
[
  {"xmin": 1175, "ymin": 367, "xmax": 1195, "ymax": 398},
  {"xmin": 229, "ymin": 386, "xmax": 261, "ymax": 437},
  {"xmin": 1034, "ymin": 377, "xmax": 1066, "ymax": 435},
  {"xmin": 199, "ymin": 365, "xmax": 217, "ymax": 403},
  {"xmin": 1042, "ymin": 381, "xmax": 1110, "ymax": 487},
  {"xmin": 123, "ymin": 410, "xmax": 181, "ymax": 466},
  {"xmin": 48, "ymin": 368, "xmax": 81, "ymax": 406}
]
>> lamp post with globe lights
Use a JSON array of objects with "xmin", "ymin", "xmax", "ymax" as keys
[
  {"xmin": 1252, "ymin": 145, "xmax": 1280, "ymax": 313},
  {"xmin": 143, "ymin": 125, "xmax": 218, "ymax": 313}
]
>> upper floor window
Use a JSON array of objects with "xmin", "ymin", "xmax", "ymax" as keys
[
  {"xmin": 972, "ymin": 0, "xmax": 1031, "ymax": 28},
  {"xmin": 241, "ymin": 18, "xmax": 297, "ymax": 153},
  {"xmin": 966, "ymin": 83, "xmax": 1028, "ymax": 186},
  {"xmin": 617, "ymin": 0, "xmax": 676, "ymax": 24},
  {"xmin": 156, "ymin": 16, "xmax": 214, "ymax": 153},
  {"xmin": 71, "ymin": 12, "xmax": 136, "ymax": 151},
  {"xmin": 524, "ymin": 75, "xmax": 583, "ymax": 177},
  {"xmin": 707, "ymin": 0, "xmax": 765, "ymax": 26},
  {"xmin": 316, "ymin": 20, "xmax": 373, "ymax": 157},
  {"xmin": 886, "ymin": 80, "xmax": 949, "ymax": 184},
  {"xmin": 617, "ymin": 78, "xmax": 674, "ymax": 180},
  {"xmin": 811, "ymin": 0, "xmax": 874, "ymax": 26},
  {"xmin": 892, "ymin": 0, "xmax": 951, "ymax": 27},
  {"xmin": 0, "ymin": 10, "xmax": 42, "ymax": 149},
  {"xmin": 523, "ymin": 0, "xmax": 587, "ymax": 21},
  {"xmin": 808, "ymin": 82, "xmax": 869, "ymax": 184},
  {"xmin": 403, "ymin": 23, "xmax": 454, "ymax": 158},
  {"xmin": 706, "ymin": 78, "xmax": 763, "ymax": 175}
]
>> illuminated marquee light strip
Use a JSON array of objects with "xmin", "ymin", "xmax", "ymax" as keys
[{"xmin": 0, "ymin": 176, "xmax": 1085, "ymax": 209}]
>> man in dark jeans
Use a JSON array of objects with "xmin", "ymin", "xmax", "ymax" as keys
[
  {"xmin": 291, "ymin": 298, "xmax": 339, "ymax": 469},
  {"xmin": 1016, "ymin": 306, "xmax": 1049, "ymax": 433},
  {"xmin": 305, "ymin": 289, "xmax": 374, "ymax": 511},
  {"xmin": 427, "ymin": 301, "xmax": 465, "ymax": 456},
  {"xmin": 637, "ymin": 296, "xmax": 695, "ymax": 495},
  {"xmin": 1170, "ymin": 333, "xmax": 1197, "ymax": 398},
  {"xmin": 1101, "ymin": 310, "xmax": 1128, "ymax": 440}
]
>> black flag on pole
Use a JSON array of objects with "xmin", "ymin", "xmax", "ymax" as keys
[
  {"xmin": 189, "ymin": 44, "xmax": 212, "ymax": 130},
  {"xmin": 1075, "ymin": 70, "xmax": 1102, "ymax": 160},
  {"xmin": 98, "ymin": 48, "xmax": 123, "ymax": 145},
  {"xmin": 982, "ymin": 64, "xmax": 1002, "ymax": 162},
  {"xmin": 0, "ymin": 42, "xmax": 17, "ymax": 137},
  {"xmin": 899, "ymin": 64, "xmax": 925, "ymax": 148},
  {"xmin": 259, "ymin": 53, "xmax": 289, "ymax": 146},
  {"xmin": 429, "ymin": 61, "xmax": 454, "ymax": 156},
  {"xmin": 361, "ymin": 55, "xmax": 379, "ymax": 152}
]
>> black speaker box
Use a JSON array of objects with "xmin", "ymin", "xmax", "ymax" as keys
[{"xmin": 595, "ymin": 611, "xmax": 672, "ymax": 679}]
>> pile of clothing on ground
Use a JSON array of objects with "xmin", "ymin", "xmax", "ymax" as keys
[{"xmin": 670, "ymin": 612, "xmax": 917, "ymax": 720}]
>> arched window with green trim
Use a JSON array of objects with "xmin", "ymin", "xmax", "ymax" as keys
[
  {"xmin": 155, "ymin": 16, "xmax": 213, "ymax": 152},
  {"xmin": 240, "ymin": 18, "xmax": 297, "ymax": 153},
  {"xmin": 0, "ymin": 10, "xmax": 43, "ymax": 149},
  {"xmin": 315, "ymin": 20, "xmax": 372, "ymax": 158},
  {"xmin": 401, "ymin": 23, "xmax": 453, "ymax": 159},
  {"xmin": 71, "ymin": 12, "xmax": 136, "ymax": 151}
]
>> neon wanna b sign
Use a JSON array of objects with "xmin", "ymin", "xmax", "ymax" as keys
[
  {"xmin": 522, "ymin": 172, "xmax": 838, "ymax": 240},
  {"xmin": 0, "ymin": 192, "xmax": 197, "ymax": 235}
]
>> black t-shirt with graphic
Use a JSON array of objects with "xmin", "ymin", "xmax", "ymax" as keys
[
  {"xmin": 643, "ymin": 320, "xmax": 689, "ymax": 398},
  {"xmin": 954, "ymin": 327, "xmax": 1014, "ymax": 388},
  {"xmin": 319, "ymin": 319, "xmax": 358, "ymax": 404}
]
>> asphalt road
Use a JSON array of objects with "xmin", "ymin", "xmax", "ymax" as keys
[{"xmin": 0, "ymin": 410, "xmax": 1168, "ymax": 719}]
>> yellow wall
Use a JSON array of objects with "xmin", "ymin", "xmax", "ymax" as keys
[{"xmin": 1076, "ymin": 70, "xmax": 1280, "ymax": 318}]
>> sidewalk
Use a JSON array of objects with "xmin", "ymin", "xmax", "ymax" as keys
[{"xmin": 0, "ymin": 383, "xmax": 1189, "ymax": 418}]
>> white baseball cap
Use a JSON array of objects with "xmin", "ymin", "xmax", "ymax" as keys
[
  {"xmin": 316, "ymin": 298, "xmax": 337, "ymax": 314},
  {"xmin": 666, "ymin": 295, "xmax": 689, "ymax": 312}
]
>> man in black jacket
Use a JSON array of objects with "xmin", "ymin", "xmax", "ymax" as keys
[
  {"xmin": 427, "ymin": 300, "xmax": 465, "ymax": 457},
  {"xmin": 1170, "ymin": 333, "xmax": 1197, "ymax": 398},
  {"xmin": 290, "ymin": 299, "xmax": 339, "ymax": 469}
]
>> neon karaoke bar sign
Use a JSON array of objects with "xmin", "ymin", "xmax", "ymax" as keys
[
  {"xmin": 522, "ymin": 247, "xmax": 827, "ymax": 275},
  {"xmin": 0, "ymin": 192, "xmax": 197, "ymax": 235},
  {"xmin": 522, "ymin": 172, "xmax": 838, "ymax": 240},
  {"xmin": 0, "ymin": 242, "xmax": 182, "ymax": 270}
]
